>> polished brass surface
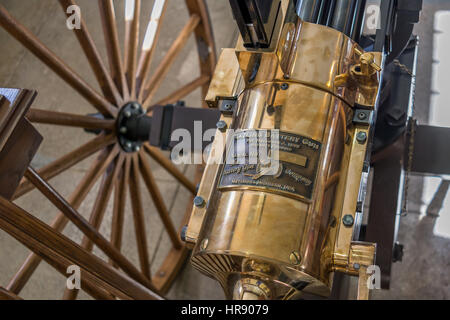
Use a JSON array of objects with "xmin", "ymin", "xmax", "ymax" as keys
[
  {"xmin": 205, "ymin": 48, "xmax": 242, "ymax": 108},
  {"xmin": 187, "ymin": 1, "xmax": 382, "ymax": 300}
]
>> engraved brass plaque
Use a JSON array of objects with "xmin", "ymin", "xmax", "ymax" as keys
[{"xmin": 219, "ymin": 130, "xmax": 321, "ymax": 200}]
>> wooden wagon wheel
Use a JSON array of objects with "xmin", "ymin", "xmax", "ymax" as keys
[{"xmin": 0, "ymin": 0, "xmax": 216, "ymax": 299}]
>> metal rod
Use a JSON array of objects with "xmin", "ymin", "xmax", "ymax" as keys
[
  {"xmin": 317, "ymin": 0, "xmax": 330, "ymax": 25},
  {"xmin": 330, "ymin": 0, "xmax": 354, "ymax": 34},
  {"xmin": 296, "ymin": 0, "xmax": 322, "ymax": 23},
  {"xmin": 350, "ymin": 0, "xmax": 367, "ymax": 42},
  {"xmin": 344, "ymin": 0, "xmax": 357, "ymax": 36},
  {"xmin": 325, "ymin": 0, "xmax": 337, "ymax": 26}
]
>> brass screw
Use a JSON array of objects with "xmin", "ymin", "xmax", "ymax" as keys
[
  {"xmin": 200, "ymin": 239, "xmax": 209, "ymax": 251},
  {"xmin": 289, "ymin": 251, "xmax": 301, "ymax": 265}
]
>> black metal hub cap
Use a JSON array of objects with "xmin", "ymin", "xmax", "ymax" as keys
[{"xmin": 116, "ymin": 102, "xmax": 151, "ymax": 153}]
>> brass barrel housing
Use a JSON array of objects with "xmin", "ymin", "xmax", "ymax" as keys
[{"xmin": 188, "ymin": 16, "xmax": 381, "ymax": 299}]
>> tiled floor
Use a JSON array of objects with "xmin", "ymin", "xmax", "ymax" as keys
[{"xmin": 0, "ymin": 0, "xmax": 448, "ymax": 300}]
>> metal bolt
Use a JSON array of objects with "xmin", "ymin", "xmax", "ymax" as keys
[
  {"xmin": 393, "ymin": 242, "xmax": 404, "ymax": 262},
  {"xmin": 131, "ymin": 103, "xmax": 139, "ymax": 110},
  {"xmin": 289, "ymin": 251, "xmax": 301, "ymax": 265},
  {"xmin": 329, "ymin": 216, "xmax": 337, "ymax": 228},
  {"xmin": 224, "ymin": 103, "xmax": 233, "ymax": 111},
  {"xmin": 180, "ymin": 225, "xmax": 188, "ymax": 242},
  {"xmin": 119, "ymin": 127, "xmax": 127, "ymax": 134},
  {"xmin": 193, "ymin": 196, "xmax": 205, "ymax": 208},
  {"xmin": 358, "ymin": 112, "xmax": 367, "ymax": 120},
  {"xmin": 342, "ymin": 214, "xmax": 354, "ymax": 227},
  {"xmin": 281, "ymin": 83, "xmax": 289, "ymax": 90},
  {"xmin": 345, "ymin": 133, "xmax": 351, "ymax": 144},
  {"xmin": 353, "ymin": 263, "xmax": 360, "ymax": 270},
  {"xmin": 216, "ymin": 120, "xmax": 227, "ymax": 132},
  {"xmin": 125, "ymin": 142, "xmax": 132, "ymax": 149},
  {"xmin": 134, "ymin": 145, "xmax": 141, "ymax": 152},
  {"xmin": 158, "ymin": 271, "xmax": 166, "ymax": 277},
  {"xmin": 124, "ymin": 111, "xmax": 132, "ymax": 118},
  {"xmin": 200, "ymin": 238, "xmax": 209, "ymax": 251},
  {"xmin": 356, "ymin": 131, "xmax": 367, "ymax": 144}
]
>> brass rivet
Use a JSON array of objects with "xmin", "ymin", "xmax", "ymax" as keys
[
  {"xmin": 200, "ymin": 239, "xmax": 209, "ymax": 251},
  {"xmin": 289, "ymin": 251, "xmax": 301, "ymax": 265}
]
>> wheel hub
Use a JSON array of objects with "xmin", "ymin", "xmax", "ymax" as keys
[{"xmin": 116, "ymin": 102, "xmax": 152, "ymax": 153}]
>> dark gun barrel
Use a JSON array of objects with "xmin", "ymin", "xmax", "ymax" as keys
[
  {"xmin": 317, "ymin": 0, "xmax": 330, "ymax": 25},
  {"xmin": 350, "ymin": 0, "xmax": 367, "ymax": 41},
  {"xmin": 296, "ymin": 0, "xmax": 322, "ymax": 23},
  {"xmin": 330, "ymin": 0, "xmax": 355, "ymax": 35},
  {"xmin": 297, "ymin": 0, "xmax": 367, "ymax": 42},
  {"xmin": 325, "ymin": 0, "xmax": 337, "ymax": 26}
]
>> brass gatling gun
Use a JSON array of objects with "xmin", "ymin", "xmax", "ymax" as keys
[{"xmin": 183, "ymin": 0, "xmax": 423, "ymax": 300}]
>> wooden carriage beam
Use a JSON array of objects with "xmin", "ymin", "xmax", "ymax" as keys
[{"xmin": 0, "ymin": 196, "xmax": 163, "ymax": 300}]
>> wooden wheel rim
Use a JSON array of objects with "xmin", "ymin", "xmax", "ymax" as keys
[{"xmin": 0, "ymin": 0, "xmax": 216, "ymax": 298}]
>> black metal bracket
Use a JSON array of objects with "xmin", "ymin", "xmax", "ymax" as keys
[
  {"xmin": 149, "ymin": 103, "xmax": 221, "ymax": 152},
  {"xmin": 229, "ymin": 0, "xmax": 281, "ymax": 49},
  {"xmin": 375, "ymin": 0, "xmax": 422, "ymax": 64}
]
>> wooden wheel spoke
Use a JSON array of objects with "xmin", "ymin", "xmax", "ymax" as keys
[
  {"xmin": 0, "ymin": 197, "xmax": 163, "ymax": 300},
  {"xmin": 13, "ymin": 133, "xmax": 116, "ymax": 199},
  {"xmin": 141, "ymin": 14, "xmax": 201, "ymax": 108},
  {"xmin": 7, "ymin": 146, "xmax": 120, "ymax": 294},
  {"xmin": 110, "ymin": 157, "xmax": 130, "ymax": 267},
  {"xmin": 0, "ymin": 5, "xmax": 117, "ymax": 117},
  {"xmin": 124, "ymin": 0, "xmax": 141, "ymax": 99},
  {"xmin": 26, "ymin": 108, "xmax": 115, "ymax": 130},
  {"xmin": 136, "ymin": 0, "xmax": 168, "ymax": 98},
  {"xmin": 0, "ymin": 0, "xmax": 217, "ymax": 298},
  {"xmin": 0, "ymin": 287, "xmax": 22, "ymax": 300},
  {"xmin": 129, "ymin": 154, "xmax": 151, "ymax": 278},
  {"xmin": 143, "ymin": 144, "xmax": 196, "ymax": 194},
  {"xmin": 63, "ymin": 152, "xmax": 125, "ymax": 300},
  {"xmin": 58, "ymin": 0, "xmax": 122, "ymax": 106},
  {"xmin": 153, "ymin": 75, "xmax": 210, "ymax": 107},
  {"xmin": 24, "ymin": 166, "xmax": 157, "ymax": 296},
  {"xmin": 98, "ymin": 0, "xmax": 129, "ymax": 100},
  {"xmin": 138, "ymin": 153, "xmax": 183, "ymax": 249}
]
